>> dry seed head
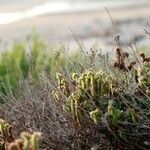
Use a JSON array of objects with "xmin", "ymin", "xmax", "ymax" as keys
[
  {"xmin": 116, "ymin": 47, "xmax": 122, "ymax": 54},
  {"xmin": 139, "ymin": 53, "xmax": 145, "ymax": 59},
  {"xmin": 131, "ymin": 61, "xmax": 136, "ymax": 65},
  {"xmin": 113, "ymin": 62, "xmax": 119, "ymax": 68},
  {"xmin": 123, "ymin": 52, "xmax": 129, "ymax": 58},
  {"xmin": 122, "ymin": 52, "xmax": 129, "ymax": 59},
  {"xmin": 143, "ymin": 57, "xmax": 150, "ymax": 62}
]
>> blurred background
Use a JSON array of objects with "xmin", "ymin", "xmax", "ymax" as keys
[{"xmin": 0, "ymin": 0, "xmax": 150, "ymax": 51}]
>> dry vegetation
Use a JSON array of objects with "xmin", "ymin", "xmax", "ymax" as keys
[{"xmin": 0, "ymin": 34, "xmax": 149, "ymax": 149}]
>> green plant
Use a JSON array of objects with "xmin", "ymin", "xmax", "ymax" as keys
[
  {"xmin": 7, "ymin": 132, "xmax": 41, "ymax": 150},
  {"xmin": 0, "ymin": 118, "xmax": 41, "ymax": 150},
  {"xmin": 0, "ymin": 118, "xmax": 14, "ymax": 148},
  {"xmin": 51, "ymin": 48, "xmax": 150, "ymax": 149},
  {"xmin": 54, "ymin": 69, "xmax": 116, "ymax": 124},
  {"xmin": 0, "ymin": 42, "xmax": 149, "ymax": 149},
  {"xmin": 137, "ymin": 61, "xmax": 150, "ymax": 94}
]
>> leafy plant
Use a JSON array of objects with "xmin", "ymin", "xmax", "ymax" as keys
[
  {"xmin": 0, "ymin": 118, "xmax": 41, "ymax": 150},
  {"xmin": 51, "ymin": 48, "xmax": 150, "ymax": 149}
]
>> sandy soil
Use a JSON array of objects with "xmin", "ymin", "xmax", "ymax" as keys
[{"xmin": 0, "ymin": 3, "xmax": 150, "ymax": 51}]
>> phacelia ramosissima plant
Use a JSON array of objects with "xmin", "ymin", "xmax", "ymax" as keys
[
  {"xmin": 52, "ymin": 48, "xmax": 150, "ymax": 149},
  {"xmin": 53, "ymin": 70, "xmax": 117, "ymax": 125},
  {"xmin": 0, "ymin": 118, "xmax": 41, "ymax": 150}
]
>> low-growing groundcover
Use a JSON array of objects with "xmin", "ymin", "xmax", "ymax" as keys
[
  {"xmin": 0, "ymin": 42, "xmax": 149, "ymax": 150},
  {"xmin": 0, "ymin": 118, "xmax": 41, "ymax": 150},
  {"xmin": 0, "ymin": 35, "xmax": 91, "ymax": 101},
  {"xmin": 51, "ymin": 48, "xmax": 150, "ymax": 149}
]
